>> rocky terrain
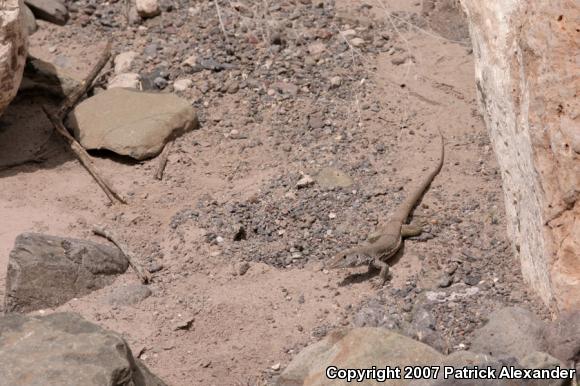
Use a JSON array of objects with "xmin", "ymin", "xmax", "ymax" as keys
[{"xmin": 1, "ymin": 0, "xmax": 576, "ymax": 385}]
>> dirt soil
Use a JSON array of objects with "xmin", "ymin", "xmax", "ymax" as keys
[{"xmin": 0, "ymin": 0, "xmax": 550, "ymax": 385}]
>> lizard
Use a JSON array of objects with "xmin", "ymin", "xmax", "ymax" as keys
[{"xmin": 326, "ymin": 132, "xmax": 445, "ymax": 286}]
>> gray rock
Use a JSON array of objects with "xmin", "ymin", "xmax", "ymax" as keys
[
  {"xmin": 406, "ymin": 306, "xmax": 448, "ymax": 353},
  {"xmin": 68, "ymin": 88, "xmax": 198, "ymax": 160},
  {"xmin": 521, "ymin": 351, "xmax": 563, "ymax": 370},
  {"xmin": 277, "ymin": 328, "xmax": 443, "ymax": 386},
  {"xmin": 143, "ymin": 43, "xmax": 158, "ymax": 57},
  {"xmin": 437, "ymin": 273, "xmax": 453, "ymax": 288},
  {"xmin": 0, "ymin": 312, "xmax": 167, "ymax": 386},
  {"xmin": 352, "ymin": 298, "xmax": 400, "ymax": 329},
  {"xmin": 470, "ymin": 307, "xmax": 547, "ymax": 360},
  {"xmin": 519, "ymin": 351, "xmax": 572, "ymax": 386},
  {"xmin": 410, "ymin": 350, "xmax": 572, "ymax": 386},
  {"xmin": 542, "ymin": 310, "xmax": 580, "ymax": 365},
  {"xmin": 105, "ymin": 284, "xmax": 152, "ymax": 306},
  {"xmin": 409, "ymin": 351, "xmax": 518, "ymax": 386},
  {"xmin": 4, "ymin": 233, "xmax": 128, "ymax": 313},
  {"xmin": 315, "ymin": 167, "xmax": 353, "ymax": 189},
  {"xmin": 153, "ymin": 76, "xmax": 167, "ymax": 89},
  {"xmin": 24, "ymin": 0, "xmax": 68, "ymax": 25}
]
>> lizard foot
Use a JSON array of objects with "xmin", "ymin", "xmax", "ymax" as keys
[{"xmin": 370, "ymin": 273, "xmax": 392, "ymax": 289}]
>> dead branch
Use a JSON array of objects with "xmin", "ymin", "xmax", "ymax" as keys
[
  {"xmin": 42, "ymin": 106, "xmax": 127, "ymax": 204},
  {"xmin": 40, "ymin": 38, "xmax": 126, "ymax": 204},
  {"xmin": 57, "ymin": 39, "xmax": 112, "ymax": 119},
  {"xmin": 93, "ymin": 226, "xmax": 152, "ymax": 284},
  {"xmin": 155, "ymin": 141, "xmax": 173, "ymax": 180},
  {"xmin": 214, "ymin": 0, "xmax": 229, "ymax": 44}
]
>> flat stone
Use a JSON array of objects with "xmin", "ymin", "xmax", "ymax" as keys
[
  {"xmin": 315, "ymin": 167, "xmax": 353, "ymax": 188},
  {"xmin": 350, "ymin": 37, "xmax": 365, "ymax": 47},
  {"xmin": 68, "ymin": 88, "xmax": 198, "ymax": 160},
  {"xmin": 24, "ymin": 0, "xmax": 68, "ymax": 25},
  {"xmin": 107, "ymin": 72, "xmax": 141, "ymax": 89},
  {"xmin": 0, "ymin": 312, "xmax": 168, "ymax": 386},
  {"xmin": 4, "ymin": 233, "xmax": 128, "ymax": 313},
  {"xmin": 105, "ymin": 284, "xmax": 152, "ymax": 306}
]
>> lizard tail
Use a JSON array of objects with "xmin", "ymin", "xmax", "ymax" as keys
[{"xmin": 392, "ymin": 130, "xmax": 445, "ymax": 223}]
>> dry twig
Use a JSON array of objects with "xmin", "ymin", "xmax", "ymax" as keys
[
  {"xmin": 93, "ymin": 226, "xmax": 152, "ymax": 284},
  {"xmin": 155, "ymin": 141, "xmax": 173, "ymax": 180},
  {"xmin": 57, "ymin": 40, "xmax": 112, "ymax": 119},
  {"xmin": 42, "ymin": 39, "xmax": 126, "ymax": 204},
  {"xmin": 214, "ymin": 0, "xmax": 229, "ymax": 43},
  {"xmin": 42, "ymin": 106, "xmax": 127, "ymax": 204}
]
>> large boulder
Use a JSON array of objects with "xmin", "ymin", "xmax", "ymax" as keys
[
  {"xmin": 470, "ymin": 307, "xmax": 547, "ymax": 360},
  {"xmin": 459, "ymin": 0, "xmax": 579, "ymax": 310},
  {"xmin": 0, "ymin": 0, "xmax": 28, "ymax": 116},
  {"xmin": 4, "ymin": 233, "xmax": 129, "ymax": 312},
  {"xmin": 409, "ymin": 350, "xmax": 571, "ymax": 386},
  {"xmin": 0, "ymin": 312, "xmax": 167, "ymax": 386},
  {"xmin": 542, "ymin": 310, "xmax": 580, "ymax": 366},
  {"xmin": 279, "ymin": 327, "xmax": 574, "ymax": 386},
  {"xmin": 67, "ymin": 88, "xmax": 198, "ymax": 160},
  {"xmin": 276, "ymin": 328, "xmax": 443, "ymax": 386}
]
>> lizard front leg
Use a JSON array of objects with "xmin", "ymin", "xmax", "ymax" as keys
[{"xmin": 370, "ymin": 258, "xmax": 390, "ymax": 287}]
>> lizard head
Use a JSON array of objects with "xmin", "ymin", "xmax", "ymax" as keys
[{"xmin": 326, "ymin": 248, "xmax": 372, "ymax": 269}]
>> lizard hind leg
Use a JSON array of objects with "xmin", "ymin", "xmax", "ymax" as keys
[{"xmin": 401, "ymin": 223, "xmax": 423, "ymax": 237}]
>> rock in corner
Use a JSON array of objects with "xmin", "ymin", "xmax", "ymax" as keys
[
  {"xmin": 0, "ymin": 312, "xmax": 167, "ymax": 386},
  {"xmin": 4, "ymin": 233, "xmax": 129, "ymax": 313},
  {"xmin": 67, "ymin": 88, "xmax": 198, "ymax": 160}
]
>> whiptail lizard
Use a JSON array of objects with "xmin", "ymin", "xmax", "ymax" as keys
[{"xmin": 326, "ymin": 132, "xmax": 445, "ymax": 286}]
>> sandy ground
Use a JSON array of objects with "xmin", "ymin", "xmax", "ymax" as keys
[{"xmin": 0, "ymin": 0, "xmax": 549, "ymax": 385}]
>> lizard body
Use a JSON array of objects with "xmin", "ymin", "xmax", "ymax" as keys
[{"xmin": 327, "ymin": 132, "xmax": 445, "ymax": 285}]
